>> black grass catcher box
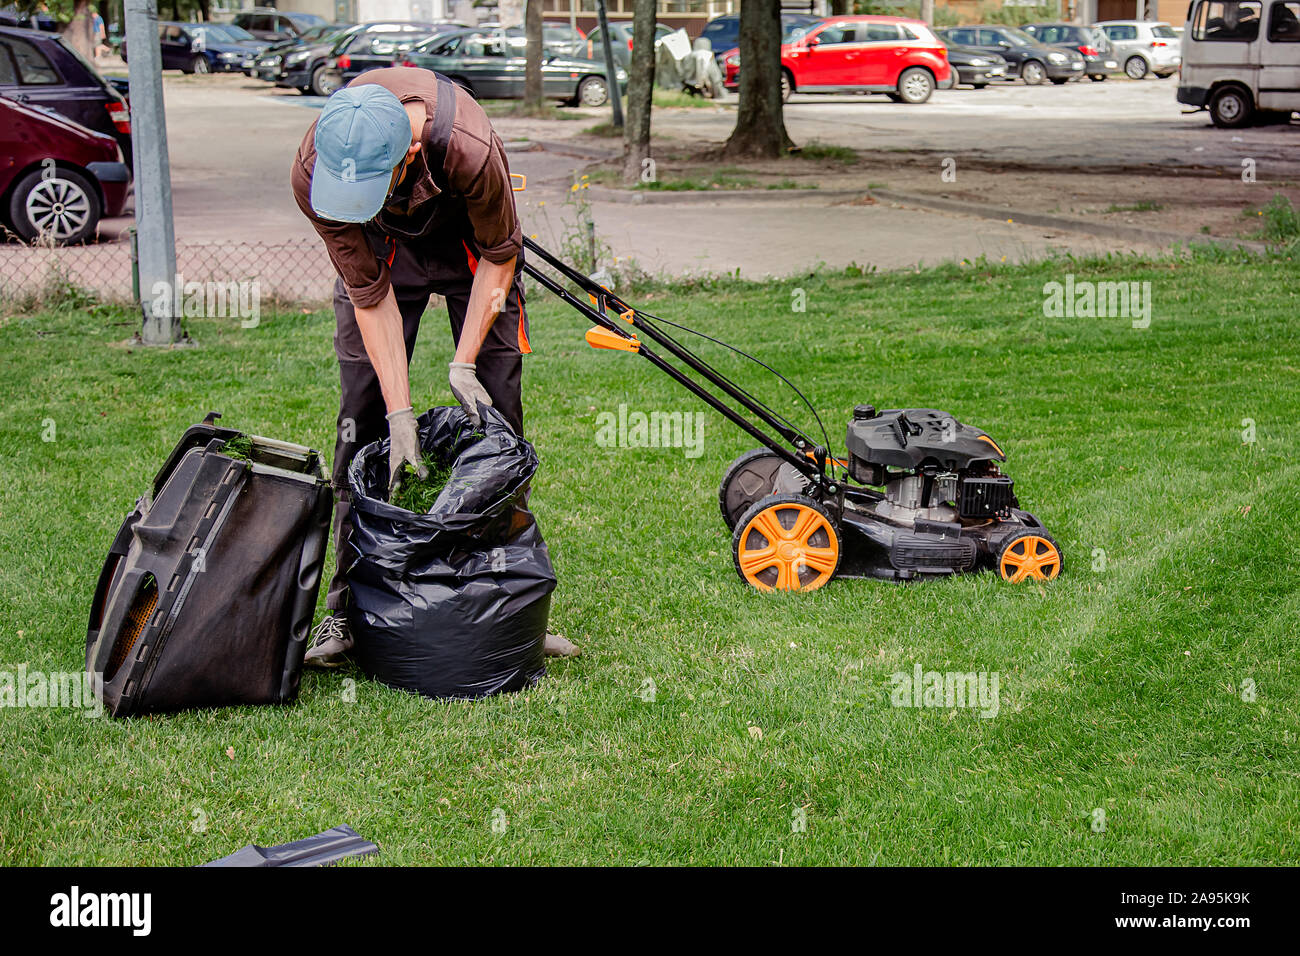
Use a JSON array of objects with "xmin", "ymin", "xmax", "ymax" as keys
[
  {"xmin": 345, "ymin": 405, "xmax": 555, "ymax": 700},
  {"xmin": 85, "ymin": 413, "xmax": 332, "ymax": 717}
]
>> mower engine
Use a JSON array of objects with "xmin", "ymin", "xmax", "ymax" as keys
[{"xmin": 835, "ymin": 405, "xmax": 1059, "ymax": 582}]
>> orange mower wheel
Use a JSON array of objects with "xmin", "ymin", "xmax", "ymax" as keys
[
  {"xmin": 732, "ymin": 494, "xmax": 841, "ymax": 592},
  {"xmin": 997, "ymin": 529, "xmax": 1062, "ymax": 583}
]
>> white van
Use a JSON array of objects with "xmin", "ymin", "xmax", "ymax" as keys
[{"xmin": 1178, "ymin": 0, "xmax": 1300, "ymax": 127}]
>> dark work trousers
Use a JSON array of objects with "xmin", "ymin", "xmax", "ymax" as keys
[{"xmin": 325, "ymin": 235, "xmax": 529, "ymax": 611}]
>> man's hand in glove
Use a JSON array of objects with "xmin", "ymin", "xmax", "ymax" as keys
[
  {"xmin": 386, "ymin": 406, "xmax": 427, "ymax": 494},
  {"xmin": 449, "ymin": 362, "xmax": 493, "ymax": 426}
]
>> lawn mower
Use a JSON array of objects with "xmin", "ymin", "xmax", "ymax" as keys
[{"xmin": 522, "ymin": 238, "xmax": 1062, "ymax": 593}]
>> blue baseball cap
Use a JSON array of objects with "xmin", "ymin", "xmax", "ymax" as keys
[{"xmin": 310, "ymin": 85, "xmax": 411, "ymax": 223}]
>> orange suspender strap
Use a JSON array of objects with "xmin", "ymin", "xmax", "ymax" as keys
[
  {"xmin": 462, "ymin": 239, "xmax": 531, "ymax": 355},
  {"xmin": 516, "ymin": 288, "xmax": 531, "ymax": 354}
]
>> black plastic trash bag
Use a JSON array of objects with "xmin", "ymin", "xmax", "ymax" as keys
[{"xmin": 345, "ymin": 405, "xmax": 555, "ymax": 700}]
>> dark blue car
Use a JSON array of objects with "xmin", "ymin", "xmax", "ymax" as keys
[
  {"xmin": 122, "ymin": 21, "xmax": 268, "ymax": 74},
  {"xmin": 698, "ymin": 12, "xmax": 822, "ymax": 64}
]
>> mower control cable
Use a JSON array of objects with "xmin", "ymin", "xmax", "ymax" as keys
[{"xmin": 521, "ymin": 238, "xmax": 840, "ymax": 484}]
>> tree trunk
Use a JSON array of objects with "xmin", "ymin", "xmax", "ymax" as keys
[
  {"xmin": 920, "ymin": 0, "xmax": 934, "ymax": 26},
  {"xmin": 722, "ymin": 0, "xmax": 790, "ymax": 159},
  {"xmin": 621, "ymin": 0, "xmax": 655, "ymax": 184},
  {"xmin": 523, "ymin": 0, "xmax": 543, "ymax": 109},
  {"xmin": 61, "ymin": 0, "xmax": 96, "ymax": 60}
]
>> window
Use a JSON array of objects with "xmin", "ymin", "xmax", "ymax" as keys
[
  {"xmin": 1105, "ymin": 24, "xmax": 1139, "ymax": 40},
  {"xmin": 946, "ymin": 28, "xmax": 977, "ymax": 45},
  {"xmin": 864, "ymin": 23, "xmax": 902, "ymax": 42},
  {"xmin": 1193, "ymin": 0, "xmax": 1262, "ymax": 39},
  {"xmin": 815, "ymin": 23, "xmax": 854, "ymax": 44},
  {"xmin": 1269, "ymin": 0, "xmax": 1300, "ymax": 39},
  {"xmin": 1151, "ymin": 24, "xmax": 1179, "ymax": 36},
  {"xmin": 2, "ymin": 36, "xmax": 58, "ymax": 83},
  {"xmin": 977, "ymin": 28, "xmax": 1007, "ymax": 45},
  {"xmin": 0, "ymin": 47, "xmax": 16, "ymax": 84}
]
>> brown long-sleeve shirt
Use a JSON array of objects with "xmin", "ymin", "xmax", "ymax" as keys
[{"xmin": 291, "ymin": 68, "xmax": 522, "ymax": 309}]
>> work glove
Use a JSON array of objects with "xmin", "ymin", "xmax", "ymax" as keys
[
  {"xmin": 386, "ymin": 406, "xmax": 427, "ymax": 494},
  {"xmin": 449, "ymin": 361, "xmax": 493, "ymax": 427}
]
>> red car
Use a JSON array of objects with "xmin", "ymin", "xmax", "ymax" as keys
[
  {"xmin": 723, "ymin": 15, "xmax": 950, "ymax": 104},
  {"xmin": 1, "ymin": 96, "xmax": 130, "ymax": 244}
]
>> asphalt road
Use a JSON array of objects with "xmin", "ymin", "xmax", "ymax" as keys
[{"xmin": 98, "ymin": 70, "xmax": 1297, "ymax": 278}]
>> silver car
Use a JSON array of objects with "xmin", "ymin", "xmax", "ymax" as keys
[{"xmin": 1096, "ymin": 20, "xmax": 1182, "ymax": 79}]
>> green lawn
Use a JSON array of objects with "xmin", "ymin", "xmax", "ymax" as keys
[{"xmin": 1, "ymin": 251, "xmax": 1297, "ymax": 865}]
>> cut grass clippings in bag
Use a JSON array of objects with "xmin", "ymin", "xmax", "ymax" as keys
[
  {"xmin": 389, "ymin": 453, "xmax": 454, "ymax": 514},
  {"xmin": 222, "ymin": 435, "xmax": 254, "ymax": 462}
]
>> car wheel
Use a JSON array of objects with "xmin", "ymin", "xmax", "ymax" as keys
[
  {"xmin": 577, "ymin": 74, "xmax": 608, "ymax": 107},
  {"xmin": 310, "ymin": 64, "xmax": 339, "ymax": 96},
  {"xmin": 1209, "ymin": 85, "xmax": 1253, "ymax": 128},
  {"xmin": 8, "ymin": 167, "xmax": 102, "ymax": 245},
  {"xmin": 896, "ymin": 67, "xmax": 934, "ymax": 104},
  {"xmin": 1124, "ymin": 55, "xmax": 1148, "ymax": 80},
  {"xmin": 972, "ymin": 82, "xmax": 987, "ymax": 90},
  {"xmin": 1090, "ymin": 74, "xmax": 1107, "ymax": 82},
  {"xmin": 189, "ymin": 55, "xmax": 210, "ymax": 75},
  {"xmin": 780, "ymin": 69, "xmax": 793, "ymax": 102},
  {"xmin": 1020, "ymin": 60, "xmax": 1046, "ymax": 85},
  {"xmin": 1050, "ymin": 77, "xmax": 1068, "ymax": 85}
]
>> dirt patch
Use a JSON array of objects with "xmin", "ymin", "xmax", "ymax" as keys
[{"xmin": 567, "ymin": 136, "xmax": 1299, "ymax": 242}]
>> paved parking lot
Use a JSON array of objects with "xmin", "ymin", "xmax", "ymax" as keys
[{"xmin": 98, "ymin": 69, "xmax": 1298, "ymax": 278}]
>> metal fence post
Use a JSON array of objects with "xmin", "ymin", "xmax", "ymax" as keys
[
  {"xmin": 125, "ymin": 0, "xmax": 180, "ymax": 345},
  {"xmin": 596, "ymin": 0, "xmax": 624, "ymax": 129},
  {"xmin": 129, "ymin": 227, "xmax": 140, "ymax": 305}
]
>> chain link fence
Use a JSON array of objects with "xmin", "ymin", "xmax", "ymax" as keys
[{"xmin": 0, "ymin": 235, "xmax": 339, "ymax": 311}]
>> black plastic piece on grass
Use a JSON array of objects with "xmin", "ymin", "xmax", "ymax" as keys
[{"xmin": 202, "ymin": 824, "xmax": 378, "ymax": 867}]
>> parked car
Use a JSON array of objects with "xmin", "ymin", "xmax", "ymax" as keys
[
  {"xmin": 250, "ymin": 22, "xmax": 354, "ymax": 94},
  {"xmin": 700, "ymin": 12, "xmax": 822, "ymax": 64},
  {"xmin": 937, "ymin": 26, "xmax": 1084, "ymax": 84},
  {"xmin": 725, "ymin": 15, "xmax": 950, "ymax": 104},
  {"xmin": 246, "ymin": 20, "xmax": 352, "ymax": 74},
  {"xmin": 583, "ymin": 21, "xmax": 675, "ymax": 70},
  {"xmin": 399, "ymin": 28, "xmax": 627, "ymax": 106},
  {"xmin": 1022, "ymin": 22, "xmax": 1120, "ymax": 80},
  {"xmin": 122, "ymin": 21, "xmax": 269, "ymax": 74},
  {"xmin": 329, "ymin": 21, "xmax": 459, "ymax": 86},
  {"xmin": 1179, "ymin": 0, "xmax": 1300, "ymax": 127},
  {"xmin": 233, "ymin": 9, "xmax": 326, "ymax": 42},
  {"xmin": 476, "ymin": 20, "xmax": 587, "ymax": 57},
  {"xmin": 0, "ymin": 96, "xmax": 130, "ymax": 243},
  {"xmin": 0, "ymin": 25, "xmax": 132, "ymax": 165},
  {"xmin": 939, "ymin": 44, "xmax": 1009, "ymax": 88},
  {"xmin": 1095, "ymin": 20, "xmax": 1181, "ymax": 78}
]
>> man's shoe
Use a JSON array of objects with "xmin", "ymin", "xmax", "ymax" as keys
[
  {"xmin": 543, "ymin": 631, "xmax": 580, "ymax": 658},
  {"xmin": 305, "ymin": 615, "xmax": 353, "ymax": 669}
]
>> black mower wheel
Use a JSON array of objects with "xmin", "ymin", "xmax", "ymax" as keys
[
  {"xmin": 732, "ymin": 494, "xmax": 840, "ymax": 593},
  {"xmin": 996, "ymin": 528, "xmax": 1063, "ymax": 583},
  {"xmin": 718, "ymin": 449, "xmax": 809, "ymax": 531}
]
